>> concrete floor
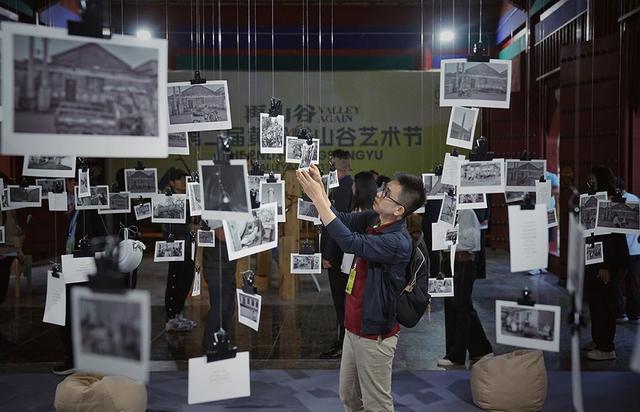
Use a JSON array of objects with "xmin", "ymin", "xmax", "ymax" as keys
[{"xmin": 0, "ymin": 249, "xmax": 638, "ymax": 374}]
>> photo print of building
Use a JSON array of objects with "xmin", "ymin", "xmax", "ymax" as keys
[
  {"xmin": 579, "ymin": 192, "xmax": 607, "ymax": 232},
  {"xmin": 7, "ymin": 185, "xmax": 42, "ymax": 207},
  {"xmin": 167, "ymin": 81, "xmax": 231, "ymax": 132},
  {"xmin": 124, "ymin": 168, "xmax": 158, "ymax": 197},
  {"xmin": 446, "ymin": 107, "xmax": 479, "ymax": 149},
  {"xmin": 168, "ymin": 132, "xmax": 189, "ymax": 155},
  {"xmin": 458, "ymin": 159, "xmax": 505, "ymax": 194},
  {"xmin": 595, "ymin": 200, "xmax": 640, "ymax": 234},
  {"xmin": 236, "ymin": 289, "xmax": 262, "ymax": 331},
  {"xmin": 75, "ymin": 185, "xmax": 109, "ymax": 210},
  {"xmin": 496, "ymin": 300, "xmax": 560, "ymax": 352},
  {"xmin": 2, "ymin": 23, "xmax": 168, "ymax": 158},
  {"xmin": 505, "ymin": 160, "xmax": 546, "ymax": 191},
  {"xmin": 151, "ymin": 194, "xmax": 187, "ymax": 224},
  {"xmin": 440, "ymin": 58, "xmax": 512, "ymax": 108},
  {"xmin": 98, "ymin": 192, "xmax": 131, "ymax": 214},
  {"xmin": 22, "ymin": 155, "xmax": 76, "ymax": 178}
]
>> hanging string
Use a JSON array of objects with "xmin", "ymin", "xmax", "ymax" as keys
[
  {"xmin": 271, "ymin": 0, "xmax": 275, "ymax": 98},
  {"xmin": 331, "ymin": 0, "xmax": 334, "ymax": 112},
  {"xmin": 431, "ymin": 0, "xmax": 435, "ymax": 168},
  {"xmin": 467, "ymin": 0, "xmax": 471, "ymax": 55},
  {"xmin": 420, "ymin": 0, "xmax": 424, "ymax": 170},
  {"xmin": 479, "ymin": 0, "xmax": 483, "ymax": 43},
  {"xmin": 525, "ymin": 1, "xmax": 530, "ymax": 153},
  {"xmin": 254, "ymin": 0, "xmax": 259, "ymax": 163},
  {"xmin": 190, "ymin": 0, "xmax": 194, "ymax": 72},
  {"xmin": 318, "ymin": 0, "xmax": 322, "ymax": 127},
  {"xmin": 218, "ymin": 0, "xmax": 223, "ymax": 79},
  {"xmin": 301, "ymin": 0, "xmax": 306, "ymax": 128}
]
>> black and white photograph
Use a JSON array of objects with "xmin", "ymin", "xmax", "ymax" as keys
[
  {"xmin": 505, "ymin": 191, "xmax": 527, "ymax": 203},
  {"xmin": 579, "ymin": 192, "xmax": 608, "ymax": 233},
  {"xmin": 595, "ymin": 200, "xmax": 640, "ymax": 235},
  {"xmin": 98, "ymin": 192, "xmax": 131, "ymax": 215},
  {"xmin": 7, "ymin": 185, "xmax": 42, "ymax": 208},
  {"xmin": 328, "ymin": 170, "xmax": 339, "ymax": 189},
  {"xmin": 168, "ymin": 132, "xmax": 190, "ymax": 155},
  {"xmin": 446, "ymin": 106, "xmax": 479, "ymax": 150},
  {"xmin": 456, "ymin": 192, "xmax": 487, "ymax": 210},
  {"xmin": 167, "ymin": 80, "xmax": 231, "ymax": 132},
  {"xmin": 77, "ymin": 168, "xmax": 90, "ymax": 198},
  {"xmin": 260, "ymin": 113, "xmax": 284, "ymax": 154},
  {"xmin": 154, "ymin": 240, "xmax": 185, "ymax": 262},
  {"xmin": 259, "ymin": 181, "xmax": 286, "ymax": 223},
  {"xmin": 1, "ymin": 189, "xmax": 20, "ymax": 211},
  {"xmin": 423, "ymin": 173, "xmax": 453, "ymax": 199},
  {"xmin": 134, "ymin": 202, "xmax": 152, "ymax": 220},
  {"xmin": 0, "ymin": 226, "xmax": 5, "ymax": 244},
  {"xmin": 290, "ymin": 253, "xmax": 322, "ymax": 274},
  {"xmin": 440, "ymin": 58, "xmax": 512, "ymax": 109},
  {"xmin": 297, "ymin": 198, "xmax": 321, "ymax": 225},
  {"xmin": 74, "ymin": 185, "xmax": 109, "ymax": 210},
  {"xmin": 438, "ymin": 194, "xmax": 457, "ymax": 226},
  {"xmin": 285, "ymin": 136, "xmax": 320, "ymax": 164},
  {"xmin": 187, "ymin": 181, "xmax": 202, "ymax": 216},
  {"xmin": 428, "ymin": 277, "xmax": 454, "ymax": 297},
  {"xmin": 198, "ymin": 160, "xmax": 252, "ymax": 222},
  {"xmin": 458, "ymin": 159, "xmax": 506, "ymax": 194},
  {"xmin": 298, "ymin": 142, "xmax": 317, "ymax": 171},
  {"xmin": 505, "ymin": 159, "xmax": 547, "ymax": 191},
  {"xmin": 151, "ymin": 194, "xmax": 187, "ymax": 224},
  {"xmin": 22, "ymin": 155, "xmax": 76, "ymax": 178},
  {"xmin": 197, "ymin": 229, "xmax": 215, "ymax": 248},
  {"xmin": 2, "ymin": 22, "xmax": 168, "ymax": 158},
  {"xmin": 35, "ymin": 178, "xmax": 65, "ymax": 195},
  {"xmin": 445, "ymin": 226, "xmax": 458, "ymax": 245},
  {"xmin": 124, "ymin": 168, "xmax": 158, "ymax": 198},
  {"xmin": 71, "ymin": 288, "xmax": 150, "ymax": 383},
  {"xmin": 547, "ymin": 208, "xmax": 558, "ymax": 228},
  {"xmin": 496, "ymin": 300, "xmax": 561, "ymax": 352},
  {"xmin": 585, "ymin": 241, "xmax": 604, "ymax": 265},
  {"xmin": 248, "ymin": 173, "xmax": 281, "ymax": 208},
  {"xmin": 236, "ymin": 288, "xmax": 262, "ymax": 332},
  {"xmin": 222, "ymin": 203, "xmax": 278, "ymax": 261}
]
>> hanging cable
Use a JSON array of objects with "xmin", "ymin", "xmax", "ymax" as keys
[
  {"xmin": 420, "ymin": 0, "xmax": 424, "ymax": 169},
  {"xmin": 218, "ymin": 0, "xmax": 223, "ymax": 79},
  {"xmin": 271, "ymin": 0, "xmax": 275, "ymax": 98}
]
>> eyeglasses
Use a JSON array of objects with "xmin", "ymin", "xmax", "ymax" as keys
[{"xmin": 378, "ymin": 182, "xmax": 407, "ymax": 211}]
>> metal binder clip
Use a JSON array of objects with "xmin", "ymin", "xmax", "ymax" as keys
[
  {"xmin": 611, "ymin": 188, "xmax": 626, "ymax": 203},
  {"xmin": 201, "ymin": 219, "xmax": 211, "ymax": 231},
  {"xmin": 241, "ymin": 270, "xmax": 257, "ymax": 294},
  {"xmin": 214, "ymin": 134, "xmax": 233, "ymax": 165},
  {"xmin": 250, "ymin": 159, "xmax": 263, "ymax": 176},
  {"xmin": 135, "ymin": 161, "xmax": 145, "ymax": 171},
  {"xmin": 587, "ymin": 232, "xmax": 596, "ymax": 247},
  {"xmin": 568, "ymin": 186, "xmax": 581, "ymax": 216},
  {"xmin": 433, "ymin": 164, "xmax": 443, "ymax": 176},
  {"xmin": 268, "ymin": 97, "xmax": 282, "ymax": 117},
  {"xmin": 206, "ymin": 328, "xmax": 237, "ymax": 362},
  {"xmin": 517, "ymin": 288, "xmax": 536, "ymax": 306},
  {"xmin": 166, "ymin": 233, "xmax": 176, "ymax": 243},
  {"xmin": 165, "ymin": 187, "xmax": 173, "ymax": 197},
  {"xmin": 297, "ymin": 127, "xmax": 314, "ymax": 145},
  {"xmin": 450, "ymin": 148, "xmax": 459, "ymax": 157},
  {"xmin": 73, "ymin": 236, "xmax": 93, "ymax": 258},
  {"xmin": 191, "ymin": 70, "xmax": 207, "ymax": 85},
  {"xmin": 520, "ymin": 150, "xmax": 532, "ymax": 161},
  {"xmin": 266, "ymin": 172, "xmax": 278, "ymax": 183},
  {"xmin": 78, "ymin": 158, "xmax": 89, "ymax": 172},
  {"xmin": 467, "ymin": 41, "xmax": 490, "ymax": 63},
  {"xmin": 50, "ymin": 262, "xmax": 62, "ymax": 279},
  {"xmin": 539, "ymin": 175, "xmax": 546, "ymax": 183},
  {"xmin": 469, "ymin": 136, "xmax": 494, "ymax": 161}
]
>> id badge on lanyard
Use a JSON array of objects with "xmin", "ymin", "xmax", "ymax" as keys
[{"xmin": 345, "ymin": 257, "xmax": 358, "ymax": 295}]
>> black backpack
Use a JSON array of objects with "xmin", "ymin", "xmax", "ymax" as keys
[{"xmin": 395, "ymin": 233, "xmax": 431, "ymax": 328}]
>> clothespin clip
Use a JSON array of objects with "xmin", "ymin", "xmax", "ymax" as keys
[
  {"xmin": 539, "ymin": 174, "xmax": 546, "ymax": 183},
  {"xmin": 200, "ymin": 219, "xmax": 211, "ymax": 231},
  {"xmin": 73, "ymin": 236, "xmax": 93, "ymax": 258},
  {"xmin": 214, "ymin": 134, "xmax": 233, "ymax": 165},
  {"xmin": 587, "ymin": 232, "xmax": 596, "ymax": 247},
  {"xmin": 300, "ymin": 239, "xmax": 315, "ymax": 255},
  {"xmin": 268, "ymin": 97, "xmax": 282, "ymax": 117},
  {"xmin": 190, "ymin": 70, "xmax": 207, "ymax": 85},
  {"xmin": 206, "ymin": 328, "xmax": 237, "ymax": 362},
  {"xmin": 190, "ymin": 171, "xmax": 200, "ymax": 183},
  {"xmin": 50, "ymin": 262, "xmax": 62, "ymax": 279},
  {"xmin": 520, "ymin": 193, "xmax": 535, "ymax": 210},
  {"xmin": 18, "ymin": 180, "xmax": 30, "ymax": 188},
  {"xmin": 241, "ymin": 270, "xmax": 257, "ymax": 294},
  {"xmin": 447, "ymin": 187, "xmax": 455, "ymax": 198},
  {"xmin": 52, "ymin": 180, "xmax": 65, "ymax": 194},
  {"xmin": 467, "ymin": 41, "xmax": 490, "ymax": 63},
  {"xmin": 166, "ymin": 233, "xmax": 176, "ymax": 243},
  {"xmin": 433, "ymin": 164, "xmax": 443, "ymax": 176},
  {"xmin": 298, "ymin": 127, "xmax": 314, "ymax": 146},
  {"xmin": 266, "ymin": 172, "xmax": 278, "ymax": 183},
  {"xmin": 250, "ymin": 159, "xmax": 263, "ymax": 176},
  {"xmin": 517, "ymin": 288, "xmax": 536, "ymax": 306},
  {"xmin": 435, "ymin": 272, "xmax": 446, "ymax": 281},
  {"xmin": 67, "ymin": 0, "xmax": 112, "ymax": 39},
  {"xmin": 78, "ymin": 158, "xmax": 89, "ymax": 172},
  {"xmin": 135, "ymin": 161, "xmax": 145, "ymax": 171},
  {"xmin": 611, "ymin": 188, "xmax": 626, "ymax": 203}
]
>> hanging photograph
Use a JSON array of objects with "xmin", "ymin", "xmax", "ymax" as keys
[
  {"xmin": 236, "ymin": 288, "xmax": 262, "ymax": 332},
  {"xmin": 168, "ymin": 132, "xmax": 190, "ymax": 155},
  {"xmin": 297, "ymin": 198, "xmax": 321, "ymax": 225},
  {"xmin": 458, "ymin": 159, "xmax": 506, "ymax": 194},
  {"xmin": 425, "ymin": 174, "xmax": 453, "ymax": 199},
  {"xmin": 98, "ymin": 192, "xmax": 131, "ymax": 215},
  {"xmin": 1, "ymin": 22, "xmax": 168, "ymax": 158},
  {"xmin": 585, "ymin": 241, "xmax": 604, "ymax": 265},
  {"xmin": 7, "ymin": 185, "xmax": 42, "ymax": 208},
  {"xmin": 187, "ymin": 181, "xmax": 202, "ymax": 216},
  {"xmin": 595, "ymin": 200, "xmax": 640, "ymax": 235},
  {"xmin": 456, "ymin": 192, "xmax": 487, "ymax": 210},
  {"xmin": 285, "ymin": 136, "xmax": 320, "ymax": 164},
  {"xmin": 437, "ymin": 194, "xmax": 457, "ymax": 226},
  {"xmin": 495, "ymin": 300, "xmax": 561, "ymax": 352},
  {"xmin": 151, "ymin": 194, "xmax": 187, "ymax": 224},
  {"xmin": 134, "ymin": 202, "xmax": 152, "ymax": 220},
  {"xmin": 579, "ymin": 192, "xmax": 608, "ymax": 234},
  {"xmin": 22, "ymin": 155, "xmax": 76, "ymax": 178},
  {"xmin": 259, "ymin": 180, "xmax": 286, "ymax": 223},
  {"xmin": 197, "ymin": 229, "xmax": 215, "ymax": 248},
  {"xmin": 328, "ymin": 170, "xmax": 339, "ymax": 189},
  {"xmin": 248, "ymin": 173, "xmax": 281, "ymax": 209},
  {"xmin": 222, "ymin": 203, "xmax": 278, "ymax": 261},
  {"xmin": 71, "ymin": 287, "xmax": 151, "ymax": 383},
  {"xmin": 428, "ymin": 277, "xmax": 454, "ymax": 298},
  {"xmin": 290, "ymin": 253, "xmax": 322, "ymax": 274},
  {"xmin": 77, "ymin": 168, "xmax": 90, "ymax": 198},
  {"xmin": 505, "ymin": 191, "xmax": 527, "ymax": 204},
  {"xmin": 35, "ymin": 178, "xmax": 65, "ymax": 195},
  {"xmin": 445, "ymin": 107, "xmax": 479, "ymax": 150},
  {"xmin": 124, "ymin": 168, "xmax": 158, "ymax": 198},
  {"xmin": 445, "ymin": 225, "xmax": 459, "ymax": 245},
  {"xmin": 167, "ymin": 80, "xmax": 231, "ymax": 132},
  {"xmin": 505, "ymin": 159, "xmax": 547, "ymax": 191},
  {"xmin": 198, "ymin": 159, "xmax": 252, "ymax": 222},
  {"xmin": 154, "ymin": 240, "xmax": 185, "ymax": 262},
  {"xmin": 1, "ymin": 189, "xmax": 21, "ymax": 211},
  {"xmin": 74, "ymin": 185, "xmax": 109, "ymax": 210},
  {"xmin": 440, "ymin": 58, "xmax": 512, "ymax": 109},
  {"xmin": 298, "ymin": 142, "xmax": 317, "ymax": 171},
  {"xmin": 0, "ymin": 226, "xmax": 4, "ymax": 244},
  {"xmin": 259, "ymin": 113, "xmax": 284, "ymax": 154},
  {"xmin": 547, "ymin": 208, "xmax": 558, "ymax": 228}
]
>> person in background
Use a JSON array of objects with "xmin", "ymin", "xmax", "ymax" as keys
[
  {"xmin": 352, "ymin": 172, "xmax": 378, "ymax": 212},
  {"xmin": 0, "ymin": 174, "xmax": 25, "ymax": 309},
  {"xmin": 613, "ymin": 178, "xmax": 640, "ymax": 324},
  {"xmin": 583, "ymin": 166, "xmax": 629, "ymax": 361},
  {"xmin": 320, "ymin": 149, "xmax": 353, "ymax": 359},
  {"xmin": 369, "ymin": 170, "xmax": 380, "ymax": 182},
  {"xmin": 163, "ymin": 169, "xmax": 197, "ymax": 332},
  {"xmin": 376, "ymin": 175, "xmax": 391, "ymax": 189},
  {"xmin": 438, "ymin": 209, "xmax": 493, "ymax": 367}
]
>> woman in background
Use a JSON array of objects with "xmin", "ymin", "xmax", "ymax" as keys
[{"xmin": 351, "ymin": 171, "xmax": 378, "ymax": 212}]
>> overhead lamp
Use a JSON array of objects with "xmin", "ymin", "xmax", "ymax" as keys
[
  {"xmin": 439, "ymin": 30, "xmax": 455, "ymax": 43},
  {"xmin": 136, "ymin": 29, "xmax": 152, "ymax": 41}
]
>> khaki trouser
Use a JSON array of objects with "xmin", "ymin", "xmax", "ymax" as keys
[{"xmin": 339, "ymin": 329, "xmax": 398, "ymax": 412}]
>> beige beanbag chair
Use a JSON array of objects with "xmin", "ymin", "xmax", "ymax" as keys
[
  {"xmin": 54, "ymin": 373, "xmax": 147, "ymax": 412},
  {"xmin": 470, "ymin": 350, "xmax": 547, "ymax": 412}
]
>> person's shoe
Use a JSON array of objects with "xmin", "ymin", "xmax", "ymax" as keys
[
  {"xmin": 616, "ymin": 315, "xmax": 629, "ymax": 324},
  {"xmin": 586, "ymin": 349, "xmax": 616, "ymax": 361},
  {"xmin": 437, "ymin": 357, "xmax": 464, "ymax": 367},
  {"xmin": 528, "ymin": 269, "xmax": 542, "ymax": 276},
  {"xmin": 176, "ymin": 313, "xmax": 197, "ymax": 329},
  {"xmin": 52, "ymin": 363, "xmax": 75, "ymax": 376},
  {"xmin": 581, "ymin": 341, "xmax": 597, "ymax": 351},
  {"xmin": 165, "ymin": 317, "xmax": 193, "ymax": 332}
]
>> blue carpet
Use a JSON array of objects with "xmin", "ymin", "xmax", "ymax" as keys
[{"xmin": 1, "ymin": 369, "xmax": 638, "ymax": 411}]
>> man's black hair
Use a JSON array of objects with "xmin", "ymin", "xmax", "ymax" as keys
[
  {"xmin": 376, "ymin": 175, "xmax": 391, "ymax": 188},
  {"xmin": 395, "ymin": 173, "xmax": 426, "ymax": 216},
  {"xmin": 331, "ymin": 149, "xmax": 350, "ymax": 160}
]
